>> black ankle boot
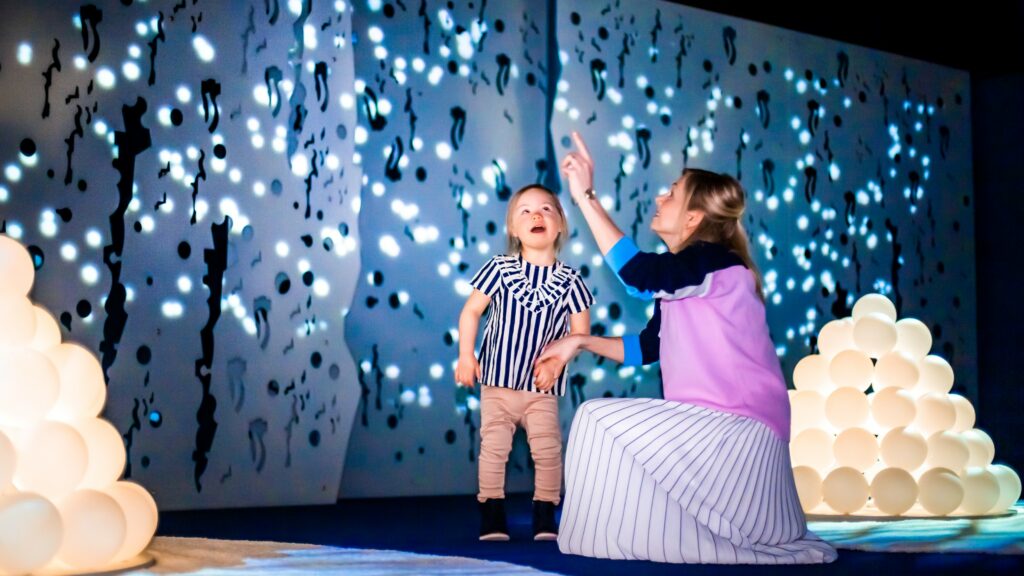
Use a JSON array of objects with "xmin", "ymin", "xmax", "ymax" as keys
[
  {"xmin": 532, "ymin": 500, "xmax": 558, "ymax": 541},
  {"xmin": 479, "ymin": 498, "xmax": 510, "ymax": 541}
]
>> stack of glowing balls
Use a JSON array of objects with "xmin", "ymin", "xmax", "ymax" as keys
[
  {"xmin": 0, "ymin": 235, "xmax": 158, "ymax": 575},
  {"xmin": 789, "ymin": 293, "xmax": 1021, "ymax": 517}
]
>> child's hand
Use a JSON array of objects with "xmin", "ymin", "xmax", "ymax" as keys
[
  {"xmin": 455, "ymin": 354, "xmax": 481, "ymax": 388},
  {"xmin": 533, "ymin": 357, "xmax": 563, "ymax": 391}
]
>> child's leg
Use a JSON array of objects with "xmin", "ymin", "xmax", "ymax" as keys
[
  {"xmin": 522, "ymin": 393, "xmax": 562, "ymax": 504},
  {"xmin": 478, "ymin": 386, "xmax": 518, "ymax": 502}
]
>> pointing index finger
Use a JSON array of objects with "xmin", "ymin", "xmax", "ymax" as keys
[{"xmin": 570, "ymin": 131, "xmax": 592, "ymax": 163}]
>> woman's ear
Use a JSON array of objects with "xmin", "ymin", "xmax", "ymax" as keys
[{"xmin": 685, "ymin": 210, "xmax": 705, "ymax": 233}]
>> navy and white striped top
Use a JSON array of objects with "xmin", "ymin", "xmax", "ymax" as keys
[{"xmin": 471, "ymin": 255, "xmax": 593, "ymax": 396}]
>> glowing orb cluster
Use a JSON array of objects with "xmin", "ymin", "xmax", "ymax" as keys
[
  {"xmin": 789, "ymin": 293, "xmax": 1020, "ymax": 517},
  {"xmin": 0, "ymin": 235, "xmax": 158, "ymax": 575}
]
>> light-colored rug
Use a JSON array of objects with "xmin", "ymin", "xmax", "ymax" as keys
[
  {"xmin": 121, "ymin": 537, "xmax": 556, "ymax": 575},
  {"xmin": 807, "ymin": 504, "xmax": 1024, "ymax": 554}
]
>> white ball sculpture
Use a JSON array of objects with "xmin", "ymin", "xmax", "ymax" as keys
[
  {"xmin": 894, "ymin": 318, "xmax": 932, "ymax": 360},
  {"xmin": 823, "ymin": 467, "xmax": 869, "ymax": 514},
  {"xmin": 789, "ymin": 390, "xmax": 827, "ymax": 434},
  {"xmin": 880, "ymin": 427, "xmax": 928, "ymax": 472},
  {"xmin": 957, "ymin": 467, "xmax": 1000, "ymax": 516},
  {"xmin": 792, "ymin": 466, "xmax": 823, "ymax": 511},
  {"xmin": 918, "ymin": 467, "xmax": 964, "ymax": 516},
  {"xmin": 988, "ymin": 465, "xmax": 1022, "ymax": 514},
  {"xmin": 791, "ymin": 428, "xmax": 835, "ymax": 470},
  {"xmin": 828, "ymin": 349, "xmax": 873, "ymax": 392},
  {"xmin": 917, "ymin": 355, "xmax": 954, "ymax": 394},
  {"xmin": 852, "ymin": 293, "xmax": 897, "ymax": 322},
  {"xmin": 825, "ymin": 386, "xmax": 869, "ymax": 429},
  {"xmin": 872, "ymin": 351, "xmax": 920, "ymax": 391},
  {"xmin": 817, "ymin": 318, "xmax": 855, "ymax": 358},
  {"xmin": 871, "ymin": 387, "xmax": 916, "ymax": 429},
  {"xmin": 0, "ymin": 235, "xmax": 158, "ymax": 573},
  {"xmin": 788, "ymin": 287, "xmax": 1020, "ymax": 518},
  {"xmin": 925, "ymin": 431, "xmax": 970, "ymax": 473},
  {"xmin": 870, "ymin": 467, "xmax": 918, "ymax": 516},
  {"xmin": 793, "ymin": 355, "xmax": 831, "ymax": 392},
  {"xmin": 962, "ymin": 429, "xmax": 996, "ymax": 468},
  {"xmin": 852, "ymin": 312, "xmax": 898, "ymax": 359},
  {"xmin": 833, "ymin": 427, "xmax": 878, "ymax": 472}
]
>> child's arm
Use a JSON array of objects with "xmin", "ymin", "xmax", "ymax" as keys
[
  {"xmin": 534, "ymin": 310, "xmax": 591, "ymax": 391},
  {"xmin": 454, "ymin": 289, "xmax": 490, "ymax": 387}
]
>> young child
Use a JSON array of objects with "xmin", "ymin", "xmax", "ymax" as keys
[{"xmin": 455, "ymin": 184, "xmax": 592, "ymax": 542}]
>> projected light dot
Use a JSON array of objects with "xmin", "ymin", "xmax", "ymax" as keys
[
  {"xmin": 455, "ymin": 279, "xmax": 472, "ymax": 297},
  {"xmin": 436, "ymin": 142, "xmax": 452, "ymax": 160},
  {"xmin": 122, "ymin": 61, "xmax": 140, "ymax": 81},
  {"xmin": 313, "ymin": 279, "xmax": 330, "ymax": 298},
  {"xmin": 177, "ymin": 276, "xmax": 192, "ymax": 293},
  {"xmin": 161, "ymin": 301, "xmax": 184, "ymax": 318},
  {"xmin": 192, "ymin": 35, "xmax": 215, "ymax": 62},
  {"xmin": 437, "ymin": 263, "xmax": 451, "ymax": 277},
  {"xmin": 80, "ymin": 264, "xmax": 100, "ymax": 285},
  {"xmin": 380, "ymin": 235, "xmax": 400, "ymax": 258}
]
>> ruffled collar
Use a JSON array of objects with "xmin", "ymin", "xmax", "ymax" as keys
[{"xmin": 494, "ymin": 255, "xmax": 578, "ymax": 312}]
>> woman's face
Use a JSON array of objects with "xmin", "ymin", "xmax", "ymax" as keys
[{"xmin": 651, "ymin": 176, "xmax": 698, "ymax": 252}]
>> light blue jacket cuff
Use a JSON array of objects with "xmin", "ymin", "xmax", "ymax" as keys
[
  {"xmin": 605, "ymin": 236, "xmax": 639, "ymax": 274},
  {"xmin": 622, "ymin": 334, "xmax": 642, "ymax": 367}
]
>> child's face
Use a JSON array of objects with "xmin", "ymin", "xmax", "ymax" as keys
[{"xmin": 510, "ymin": 188, "xmax": 563, "ymax": 253}]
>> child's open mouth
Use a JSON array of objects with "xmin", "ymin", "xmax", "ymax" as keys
[{"xmin": 531, "ymin": 225, "xmax": 546, "ymax": 233}]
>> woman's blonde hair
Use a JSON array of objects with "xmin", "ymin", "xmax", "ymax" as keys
[
  {"xmin": 678, "ymin": 168, "xmax": 764, "ymax": 298},
  {"xmin": 505, "ymin": 184, "xmax": 568, "ymax": 255}
]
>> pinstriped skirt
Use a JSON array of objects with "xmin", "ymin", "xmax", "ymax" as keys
[{"xmin": 558, "ymin": 398, "xmax": 837, "ymax": 564}]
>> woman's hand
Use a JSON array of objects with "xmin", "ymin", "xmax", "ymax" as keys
[
  {"xmin": 455, "ymin": 354, "xmax": 481, "ymax": 388},
  {"xmin": 560, "ymin": 131, "xmax": 595, "ymax": 204},
  {"xmin": 533, "ymin": 357, "xmax": 563, "ymax": 392},
  {"xmin": 536, "ymin": 334, "xmax": 582, "ymax": 370}
]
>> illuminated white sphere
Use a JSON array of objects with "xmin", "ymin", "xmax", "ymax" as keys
[
  {"xmin": 852, "ymin": 293, "xmax": 897, "ymax": 322},
  {"xmin": 793, "ymin": 355, "xmax": 831, "ymax": 392},
  {"xmin": 870, "ymin": 467, "xmax": 918, "ymax": 515},
  {"xmin": 78, "ymin": 418, "xmax": 127, "ymax": 489},
  {"xmin": 792, "ymin": 466, "xmax": 823, "ymax": 512},
  {"xmin": 45, "ymin": 343, "xmax": 107, "ymax": 421},
  {"xmin": 825, "ymin": 386, "xmax": 870, "ymax": 429},
  {"xmin": 880, "ymin": 427, "xmax": 927, "ymax": 471},
  {"xmin": 0, "ymin": 347, "xmax": 60, "ymax": 426},
  {"xmin": 948, "ymin": 394, "xmax": 976, "ymax": 433},
  {"xmin": 925, "ymin": 431, "xmax": 969, "ymax": 473},
  {"xmin": 917, "ymin": 355, "xmax": 954, "ymax": 394},
  {"xmin": 817, "ymin": 318, "xmax": 855, "ymax": 359},
  {"xmin": 988, "ymin": 464, "xmax": 1022, "ymax": 514},
  {"xmin": 29, "ymin": 306, "xmax": 62, "ymax": 352},
  {"xmin": 962, "ymin": 429, "xmax": 996, "ymax": 468},
  {"xmin": 0, "ymin": 492, "xmax": 63, "ymax": 574},
  {"xmin": 872, "ymin": 351, "xmax": 920, "ymax": 391},
  {"xmin": 0, "ymin": 234, "xmax": 35, "ymax": 297},
  {"xmin": 823, "ymin": 467, "xmax": 869, "ymax": 514},
  {"xmin": 853, "ymin": 312, "xmax": 898, "ymax": 358},
  {"xmin": 956, "ymin": 467, "xmax": 1000, "ymax": 516},
  {"xmin": 13, "ymin": 421, "xmax": 88, "ymax": 502},
  {"xmin": 828, "ymin": 349, "xmax": 873, "ymax": 391},
  {"xmin": 56, "ymin": 489, "xmax": 127, "ymax": 570},
  {"xmin": 0, "ymin": 295, "xmax": 37, "ymax": 346},
  {"xmin": 918, "ymin": 467, "xmax": 964, "ymax": 516},
  {"xmin": 789, "ymin": 390, "xmax": 827, "ymax": 434},
  {"xmin": 871, "ymin": 387, "xmax": 916, "ymax": 429},
  {"xmin": 0, "ymin": 431, "xmax": 15, "ymax": 489},
  {"xmin": 106, "ymin": 481, "xmax": 159, "ymax": 563},
  {"xmin": 894, "ymin": 318, "xmax": 932, "ymax": 360},
  {"xmin": 791, "ymin": 428, "xmax": 834, "ymax": 471},
  {"xmin": 833, "ymin": 427, "xmax": 878, "ymax": 472},
  {"xmin": 913, "ymin": 392, "xmax": 957, "ymax": 436}
]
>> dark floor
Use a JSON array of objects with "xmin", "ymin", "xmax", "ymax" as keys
[{"xmin": 157, "ymin": 493, "xmax": 1024, "ymax": 575}]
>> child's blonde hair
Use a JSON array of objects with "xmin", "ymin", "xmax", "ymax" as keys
[
  {"xmin": 505, "ymin": 184, "xmax": 568, "ymax": 255},
  {"xmin": 678, "ymin": 168, "xmax": 763, "ymax": 298}
]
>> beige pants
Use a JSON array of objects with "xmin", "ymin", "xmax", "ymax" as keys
[{"xmin": 478, "ymin": 385, "xmax": 562, "ymax": 504}]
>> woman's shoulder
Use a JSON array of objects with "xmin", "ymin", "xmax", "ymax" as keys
[{"xmin": 678, "ymin": 241, "xmax": 745, "ymax": 269}]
